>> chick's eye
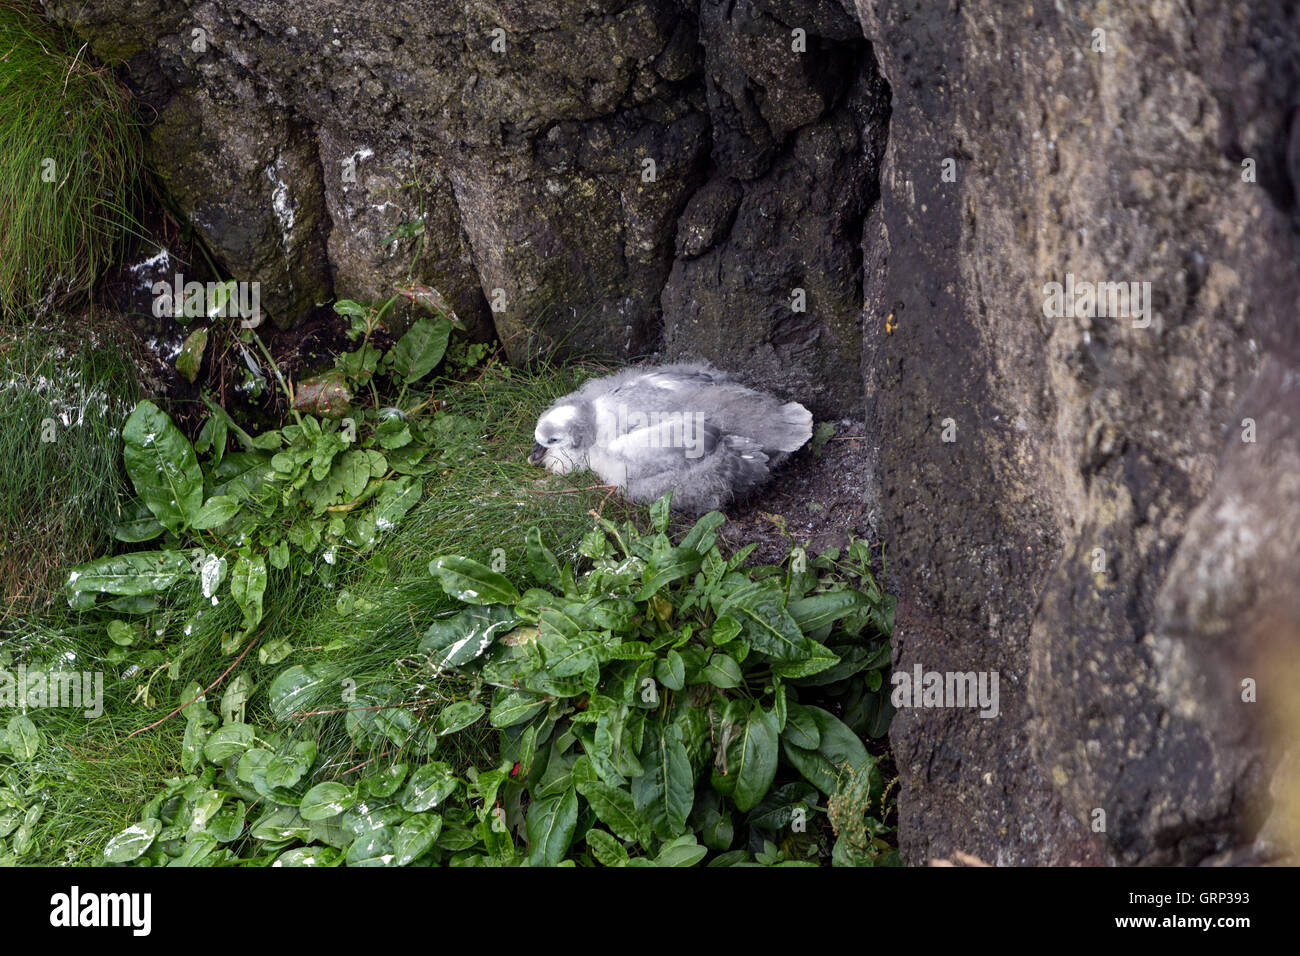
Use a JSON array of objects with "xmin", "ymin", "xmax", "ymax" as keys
[{"xmin": 547, "ymin": 437, "xmax": 560, "ymax": 445}]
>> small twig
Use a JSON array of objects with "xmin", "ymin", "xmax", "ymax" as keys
[
  {"xmin": 588, "ymin": 483, "xmax": 620, "ymax": 518},
  {"xmin": 62, "ymin": 41, "xmax": 88, "ymax": 94},
  {"xmin": 341, "ymin": 751, "xmax": 395, "ymax": 776},
  {"xmin": 124, "ymin": 635, "xmax": 259, "ymax": 741}
]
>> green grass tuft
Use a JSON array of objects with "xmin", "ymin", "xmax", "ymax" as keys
[
  {"xmin": 0, "ymin": 319, "xmax": 141, "ymax": 615},
  {"xmin": 0, "ymin": 1, "xmax": 143, "ymax": 315}
]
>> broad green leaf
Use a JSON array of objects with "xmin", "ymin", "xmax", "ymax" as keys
[
  {"xmin": 300, "ymin": 782, "xmax": 356, "ymax": 821},
  {"xmin": 789, "ymin": 642, "xmax": 880, "ymax": 686},
  {"xmin": 648, "ymin": 493, "xmax": 672, "ymax": 532},
  {"xmin": 591, "ymin": 704, "xmax": 642, "ymax": 784},
  {"xmin": 230, "ymin": 553, "xmax": 268, "ymax": 630},
  {"xmin": 578, "ymin": 780, "xmax": 651, "ymax": 847},
  {"xmin": 268, "ymin": 665, "xmax": 330, "ymax": 721},
  {"xmin": 362, "ymin": 763, "xmax": 409, "ymax": 798},
  {"xmin": 420, "ymin": 604, "xmax": 519, "ymax": 667},
  {"xmin": 782, "ymin": 702, "xmax": 822, "ymax": 750},
  {"xmin": 251, "ymin": 807, "xmax": 311, "ymax": 843},
  {"xmin": 373, "ymin": 704, "xmax": 417, "ymax": 748},
  {"xmin": 110, "ymin": 497, "xmax": 165, "ymax": 543},
  {"xmin": 526, "ymin": 787, "xmax": 579, "ymax": 867},
  {"xmin": 181, "ymin": 718, "xmax": 208, "ymax": 772},
  {"xmin": 106, "ymin": 619, "xmax": 137, "ymax": 646},
  {"xmin": 631, "ymin": 727, "xmax": 693, "ymax": 840},
  {"xmin": 6, "ymin": 716, "xmax": 41, "ymax": 761},
  {"xmin": 709, "ymin": 615, "xmax": 742, "ymax": 644},
  {"xmin": 537, "ymin": 604, "xmax": 584, "ymax": 641},
  {"xmin": 634, "ymin": 546, "xmax": 703, "ymax": 601},
  {"xmin": 258, "ymin": 638, "xmax": 294, "ymax": 666},
  {"xmin": 167, "ymin": 833, "xmax": 220, "ymax": 867},
  {"xmin": 66, "ymin": 550, "xmax": 192, "ymax": 609},
  {"xmin": 203, "ymin": 722, "xmax": 254, "ymax": 761},
  {"xmin": 251, "ymin": 430, "xmax": 283, "ymax": 450},
  {"xmin": 428, "ymin": 556, "xmax": 521, "ymax": 605},
  {"xmin": 373, "ymin": 476, "xmax": 421, "ymax": 529},
  {"xmin": 122, "ymin": 400, "xmax": 203, "ymax": 533},
  {"xmin": 267, "ymin": 540, "xmax": 290, "ymax": 570},
  {"xmin": 265, "ymin": 742, "xmax": 315, "ymax": 790},
  {"xmin": 336, "ymin": 449, "xmax": 371, "ymax": 500},
  {"xmin": 376, "ymin": 416, "xmax": 412, "ymax": 449},
  {"xmin": 274, "ymin": 847, "xmax": 342, "ymax": 867},
  {"xmin": 788, "ymin": 589, "xmax": 868, "ymax": 633},
  {"xmin": 585, "ymin": 827, "xmax": 629, "ymax": 867},
  {"xmin": 103, "ymin": 820, "xmax": 162, "ymax": 863},
  {"xmin": 105, "ymin": 595, "xmax": 158, "ymax": 615},
  {"xmin": 209, "ymin": 800, "xmax": 247, "ymax": 843},
  {"xmin": 680, "ymin": 511, "xmax": 726, "ymax": 554},
  {"xmin": 718, "ymin": 581, "xmax": 809, "ymax": 661},
  {"xmin": 655, "ymin": 650, "xmax": 686, "ymax": 691},
  {"xmin": 401, "ymin": 762, "xmax": 458, "ymax": 812},
  {"xmin": 191, "ymin": 495, "xmax": 240, "ymax": 530},
  {"xmin": 311, "ymin": 431, "xmax": 348, "ymax": 481},
  {"xmin": 770, "ymin": 640, "xmax": 841, "ymax": 680},
  {"xmin": 309, "ymin": 817, "xmax": 354, "ymax": 852},
  {"xmin": 209, "ymin": 450, "xmax": 277, "ymax": 498},
  {"xmin": 389, "ymin": 317, "xmax": 451, "ymax": 384},
  {"xmin": 394, "ymin": 814, "xmax": 443, "ymax": 865},
  {"xmin": 189, "ymin": 790, "xmax": 225, "ymax": 831},
  {"xmin": 747, "ymin": 782, "xmax": 820, "ymax": 831},
  {"xmin": 236, "ymin": 747, "xmax": 273, "ymax": 787},
  {"xmin": 782, "ymin": 706, "xmax": 871, "ymax": 795},
  {"xmin": 333, "ymin": 299, "xmax": 367, "ymax": 318},
  {"xmin": 538, "ymin": 628, "xmax": 603, "ymax": 678},
  {"xmin": 436, "ymin": 701, "xmax": 485, "ymax": 735},
  {"xmin": 733, "ymin": 705, "xmax": 779, "ymax": 812},
  {"xmin": 525, "ymin": 526, "xmax": 562, "ymax": 590},
  {"xmin": 700, "ymin": 653, "xmax": 742, "ymax": 688},
  {"xmin": 490, "ymin": 691, "xmax": 547, "ymax": 729},
  {"xmin": 343, "ymin": 803, "xmax": 407, "ymax": 841},
  {"xmin": 654, "ymin": 835, "xmax": 708, "ymax": 867}
]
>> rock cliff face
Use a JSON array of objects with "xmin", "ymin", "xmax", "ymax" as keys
[
  {"xmin": 855, "ymin": 0, "xmax": 1299, "ymax": 865},
  {"xmin": 47, "ymin": 0, "xmax": 1299, "ymax": 864},
  {"xmin": 46, "ymin": 0, "xmax": 885, "ymax": 415}
]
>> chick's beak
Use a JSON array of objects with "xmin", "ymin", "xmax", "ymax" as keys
[{"xmin": 528, "ymin": 442, "xmax": 547, "ymax": 466}]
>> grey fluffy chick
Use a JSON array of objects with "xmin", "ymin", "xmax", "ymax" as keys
[{"xmin": 528, "ymin": 362, "xmax": 813, "ymax": 513}]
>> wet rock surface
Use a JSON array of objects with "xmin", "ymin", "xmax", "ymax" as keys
[{"xmin": 856, "ymin": 0, "xmax": 1300, "ymax": 864}]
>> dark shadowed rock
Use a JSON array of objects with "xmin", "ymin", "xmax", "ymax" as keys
[
  {"xmin": 149, "ymin": 87, "xmax": 332, "ymax": 329},
  {"xmin": 47, "ymin": 0, "xmax": 884, "ymax": 398},
  {"xmin": 856, "ymin": 0, "xmax": 1300, "ymax": 864}
]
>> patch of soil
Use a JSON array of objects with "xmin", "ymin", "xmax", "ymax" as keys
[{"xmin": 713, "ymin": 419, "xmax": 882, "ymax": 566}]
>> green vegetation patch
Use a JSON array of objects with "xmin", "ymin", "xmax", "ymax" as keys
[
  {"xmin": 0, "ymin": 320, "xmax": 140, "ymax": 613},
  {"xmin": 0, "ymin": 1, "xmax": 143, "ymax": 315}
]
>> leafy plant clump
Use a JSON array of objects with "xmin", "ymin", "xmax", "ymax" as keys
[
  {"xmin": 64, "ymin": 297, "xmax": 480, "ymax": 659},
  {"xmin": 99, "ymin": 499, "xmax": 898, "ymax": 866},
  {"xmin": 0, "ymin": 362, "xmax": 603, "ymax": 865},
  {"xmin": 0, "ymin": 1, "xmax": 143, "ymax": 315}
]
